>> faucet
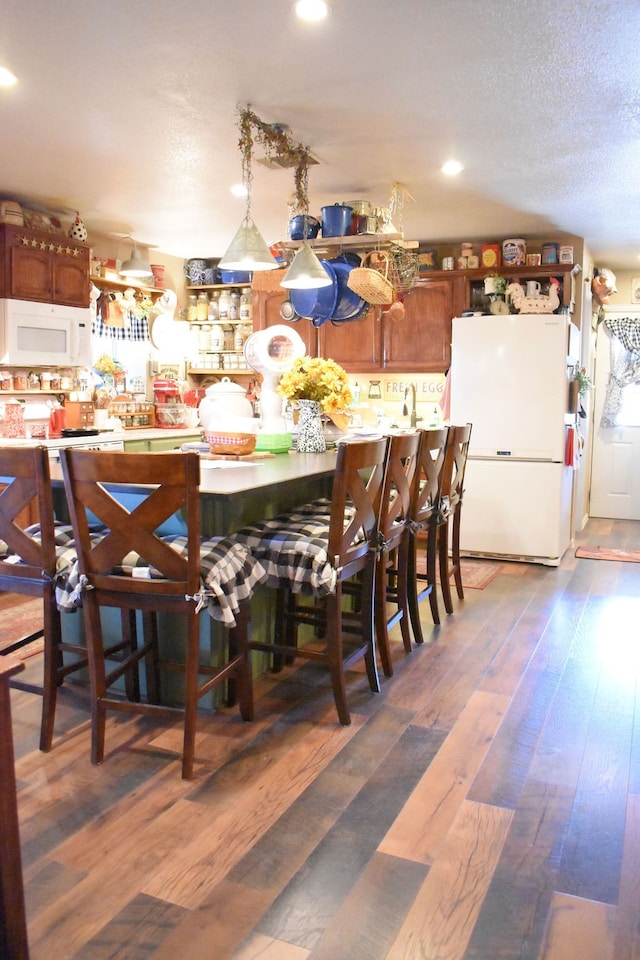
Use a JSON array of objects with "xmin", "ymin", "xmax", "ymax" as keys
[{"xmin": 402, "ymin": 383, "xmax": 422, "ymax": 429}]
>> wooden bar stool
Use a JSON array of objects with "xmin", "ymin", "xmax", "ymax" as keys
[
  {"xmin": 234, "ymin": 437, "xmax": 389, "ymax": 725},
  {"xmin": 406, "ymin": 426, "xmax": 449, "ymax": 641},
  {"xmin": 438, "ymin": 423, "xmax": 473, "ymax": 615},
  {"xmin": 60, "ymin": 449, "xmax": 266, "ymax": 779},
  {"xmin": 0, "ymin": 445, "xmax": 97, "ymax": 751}
]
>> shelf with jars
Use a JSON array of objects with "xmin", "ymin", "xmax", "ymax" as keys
[
  {"xmin": 0, "ymin": 367, "xmax": 78, "ymax": 394},
  {"xmin": 186, "ymin": 285, "xmax": 253, "ymax": 375}
]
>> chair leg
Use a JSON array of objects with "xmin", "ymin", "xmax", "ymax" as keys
[
  {"xmin": 438, "ymin": 519, "xmax": 455, "ymax": 615},
  {"xmin": 140, "ymin": 611, "xmax": 161, "ymax": 703},
  {"xmin": 226, "ymin": 602, "xmax": 254, "ymax": 721},
  {"xmin": 396, "ymin": 539, "xmax": 413, "ymax": 654},
  {"xmin": 122, "ymin": 609, "xmax": 142, "ymax": 703},
  {"xmin": 325, "ymin": 587, "xmax": 351, "ymax": 726},
  {"xmin": 375, "ymin": 558, "xmax": 394, "ymax": 678},
  {"xmin": 451, "ymin": 504, "xmax": 464, "ymax": 600},
  {"xmin": 408, "ymin": 524, "xmax": 441, "ymax": 642},
  {"xmin": 84, "ymin": 597, "xmax": 108, "ymax": 766},
  {"xmin": 271, "ymin": 588, "xmax": 291, "ymax": 672},
  {"xmin": 407, "ymin": 534, "xmax": 426, "ymax": 645},
  {"xmin": 358, "ymin": 568, "xmax": 380, "ymax": 696},
  {"xmin": 39, "ymin": 594, "xmax": 61, "ymax": 752},
  {"xmin": 426, "ymin": 521, "xmax": 441, "ymax": 626},
  {"xmin": 181, "ymin": 614, "xmax": 200, "ymax": 780}
]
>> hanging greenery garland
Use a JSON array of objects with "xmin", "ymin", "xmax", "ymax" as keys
[{"xmin": 237, "ymin": 106, "xmax": 312, "ymax": 214}]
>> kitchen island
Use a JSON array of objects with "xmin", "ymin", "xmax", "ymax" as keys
[
  {"xmin": 50, "ymin": 448, "xmax": 339, "ymax": 697},
  {"xmin": 47, "ymin": 446, "xmax": 338, "ymax": 533}
]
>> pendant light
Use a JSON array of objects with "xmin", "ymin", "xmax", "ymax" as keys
[
  {"xmin": 281, "ymin": 239, "xmax": 332, "ymax": 289},
  {"xmin": 118, "ymin": 236, "xmax": 152, "ymax": 278},
  {"xmin": 218, "ymin": 217, "xmax": 279, "ymax": 271},
  {"xmin": 219, "ymin": 109, "xmax": 278, "ymax": 272}
]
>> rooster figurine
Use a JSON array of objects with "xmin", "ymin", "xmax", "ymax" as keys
[{"xmin": 506, "ymin": 277, "xmax": 560, "ymax": 314}]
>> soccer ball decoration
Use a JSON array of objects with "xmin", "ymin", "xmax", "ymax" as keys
[{"xmin": 68, "ymin": 211, "xmax": 88, "ymax": 242}]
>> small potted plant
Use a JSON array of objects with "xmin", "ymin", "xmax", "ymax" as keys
[
  {"xmin": 574, "ymin": 366, "xmax": 594, "ymax": 396},
  {"xmin": 483, "ymin": 273, "xmax": 507, "ymax": 296}
]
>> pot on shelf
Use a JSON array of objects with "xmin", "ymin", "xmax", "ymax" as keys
[{"xmin": 321, "ymin": 203, "xmax": 353, "ymax": 238}]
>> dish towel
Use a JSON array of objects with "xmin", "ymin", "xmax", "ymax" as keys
[{"xmin": 439, "ymin": 368, "xmax": 451, "ymax": 422}]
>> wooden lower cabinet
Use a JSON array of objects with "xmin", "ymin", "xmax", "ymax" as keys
[{"xmin": 123, "ymin": 434, "xmax": 202, "ymax": 453}]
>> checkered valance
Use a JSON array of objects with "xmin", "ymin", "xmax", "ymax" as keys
[{"xmin": 92, "ymin": 309, "xmax": 150, "ymax": 342}]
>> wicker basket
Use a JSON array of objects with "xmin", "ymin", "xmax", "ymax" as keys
[
  {"xmin": 206, "ymin": 432, "xmax": 257, "ymax": 456},
  {"xmin": 347, "ymin": 251, "xmax": 395, "ymax": 305}
]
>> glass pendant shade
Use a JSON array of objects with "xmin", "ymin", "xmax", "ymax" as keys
[
  {"xmin": 118, "ymin": 237, "xmax": 152, "ymax": 278},
  {"xmin": 281, "ymin": 241, "xmax": 332, "ymax": 289},
  {"xmin": 218, "ymin": 218, "xmax": 279, "ymax": 271}
]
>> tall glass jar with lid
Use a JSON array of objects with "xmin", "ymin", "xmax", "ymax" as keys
[
  {"xmin": 196, "ymin": 291, "xmax": 210, "ymax": 321},
  {"xmin": 229, "ymin": 289, "xmax": 240, "ymax": 321},
  {"xmin": 240, "ymin": 287, "xmax": 252, "ymax": 322}
]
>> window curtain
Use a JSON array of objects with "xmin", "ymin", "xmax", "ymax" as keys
[{"xmin": 601, "ymin": 317, "xmax": 640, "ymax": 427}]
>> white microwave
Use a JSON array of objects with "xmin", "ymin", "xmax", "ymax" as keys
[{"xmin": 0, "ymin": 298, "xmax": 93, "ymax": 367}]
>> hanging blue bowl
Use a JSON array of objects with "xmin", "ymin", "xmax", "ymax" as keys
[
  {"xmin": 330, "ymin": 299, "xmax": 371, "ymax": 325},
  {"xmin": 329, "ymin": 254, "xmax": 366, "ymax": 321},
  {"xmin": 290, "ymin": 261, "xmax": 338, "ymax": 326}
]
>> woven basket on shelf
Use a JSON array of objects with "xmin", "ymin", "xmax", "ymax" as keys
[
  {"xmin": 389, "ymin": 247, "xmax": 420, "ymax": 296},
  {"xmin": 347, "ymin": 251, "xmax": 395, "ymax": 305},
  {"xmin": 206, "ymin": 432, "xmax": 257, "ymax": 456}
]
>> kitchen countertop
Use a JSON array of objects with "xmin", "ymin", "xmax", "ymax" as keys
[{"xmin": 0, "ymin": 427, "xmax": 204, "ymax": 448}]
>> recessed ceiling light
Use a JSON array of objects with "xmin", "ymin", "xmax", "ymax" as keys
[
  {"xmin": 0, "ymin": 66, "xmax": 18, "ymax": 87},
  {"xmin": 295, "ymin": 0, "xmax": 329, "ymax": 22},
  {"xmin": 230, "ymin": 183, "xmax": 248, "ymax": 198},
  {"xmin": 441, "ymin": 159, "xmax": 464, "ymax": 176}
]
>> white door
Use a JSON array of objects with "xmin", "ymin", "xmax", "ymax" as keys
[{"xmin": 590, "ymin": 318, "xmax": 640, "ymax": 519}]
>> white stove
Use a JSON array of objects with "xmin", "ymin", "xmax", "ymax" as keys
[{"xmin": 46, "ymin": 435, "xmax": 125, "ymax": 460}]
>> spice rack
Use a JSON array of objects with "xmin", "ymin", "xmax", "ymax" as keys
[{"xmin": 108, "ymin": 399, "xmax": 155, "ymax": 429}]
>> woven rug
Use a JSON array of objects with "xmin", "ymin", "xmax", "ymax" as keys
[
  {"xmin": 575, "ymin": 546, "xmax": 640, "ymax": 563},
  {"xmin": 415, "ymin": 557, "xmax": 502, "ymax": 590},
  {"xmin": 0, "ymin": 596, "xmax": 44, "ymax": 659}
]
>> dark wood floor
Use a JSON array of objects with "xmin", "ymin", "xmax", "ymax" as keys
[{"xmin": 7, "ymin": 516, "xmax": 640, "ymax": 960}]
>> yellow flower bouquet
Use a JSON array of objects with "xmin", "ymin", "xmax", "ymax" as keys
[{"xmin": 278, "ymin": 356, "xmax": 353, "ymax": 413}]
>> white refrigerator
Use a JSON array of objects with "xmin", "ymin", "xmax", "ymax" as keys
[{"xmin": 449, "ymin": 313, "xmax": 580, "ymax": 566}]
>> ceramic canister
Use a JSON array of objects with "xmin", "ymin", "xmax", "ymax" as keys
[{"xmin": 542, "ymin": 242, "xmax": 559, "ymax": 264}]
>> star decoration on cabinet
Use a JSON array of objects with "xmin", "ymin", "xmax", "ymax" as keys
[{"xmin": 16, "ymin": 235, "xmax": 86, "ymax": 258}]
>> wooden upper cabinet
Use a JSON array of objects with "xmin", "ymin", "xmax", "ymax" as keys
[
  {"xmin": 318, "ymin": 306, "xmax": 381, "ymax": 372},
  {"xmin": 0, "ymin": 224, "xmax": 90, "ymax": 307},
  {"xmin": 383, "ymin": 277, "xmax": 465, "ymax": 372},
  {"xmin": 251, "ymin": 271, "xmax": 319, "ymax": 356}
]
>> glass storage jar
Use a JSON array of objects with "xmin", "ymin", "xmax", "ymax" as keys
[{"xmin": 196, "ymin": 291, "xmax": 210, "ymax": 321}]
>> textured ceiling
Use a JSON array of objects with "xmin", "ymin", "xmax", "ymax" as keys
[{"xmin": 2, "ymin": 0, "xmax": 640, "ymax": 268}]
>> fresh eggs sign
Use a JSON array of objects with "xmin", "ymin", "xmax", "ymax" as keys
[{"xmin": 383, "ymin": 375, "xmax": 445, "ymax": 401}]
